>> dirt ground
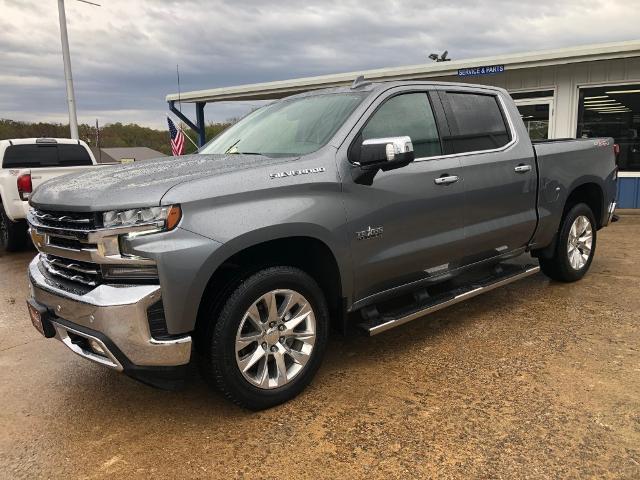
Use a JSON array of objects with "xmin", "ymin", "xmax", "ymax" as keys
[{"xmin": 1, "ymin": 216, "xmax": 639, "ymax": 479}]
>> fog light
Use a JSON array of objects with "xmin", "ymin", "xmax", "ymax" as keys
[{"xmin": 88, "ymin": 338, "xmax": 106, "ymax": 356}]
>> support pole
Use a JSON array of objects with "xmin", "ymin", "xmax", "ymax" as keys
[
  {"xmin": 57, "ymin": 0, "xmax": 79, "ymax": 139},
  {"xmin": 195, "ymin": 102, "xmax": 206, "ymax": 147},
  {"xmin": 168, "ymin": 101, "xmax": 207, "ymax": 147}
]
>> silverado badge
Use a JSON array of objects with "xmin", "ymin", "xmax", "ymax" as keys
[{"xmin": 269, "ymin": 167, "xmax": 326, "ymax": 179}]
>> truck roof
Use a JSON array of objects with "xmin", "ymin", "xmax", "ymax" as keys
[
  {"xmin": 0, "ymin": 138, "xmax": 90, "ymax": 147},
  {"xmin": 282, "ymin": 80, "xmax": 507, "ymax": 101}
]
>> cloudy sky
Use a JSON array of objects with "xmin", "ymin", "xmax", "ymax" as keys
[{"xmin": 1, "ymin": 0, "xmax": 639, "ymax": 129}]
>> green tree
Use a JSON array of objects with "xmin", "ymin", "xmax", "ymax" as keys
[{"xmin": 0, "ymin": 119, "xmax": 231, "ymax": 156}]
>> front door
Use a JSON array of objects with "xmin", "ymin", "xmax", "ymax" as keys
[{"xmin": 340, "ymin": 91, "xmax": 467, "ymax": 303}]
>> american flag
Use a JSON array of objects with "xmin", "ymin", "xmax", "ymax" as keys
[{"xmin": 167, "ymin": 117, "xmax": 185, "ymax": 156}]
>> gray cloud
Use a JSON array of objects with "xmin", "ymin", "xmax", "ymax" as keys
[{"xmin": 1, "ymin": 0, "xmax": 638, "ymax": 128}]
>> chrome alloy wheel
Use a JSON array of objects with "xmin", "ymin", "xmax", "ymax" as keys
[
  {"xmin": 235, "ymin": 289, "xmax": 316, "ymax": 389},
  {"xmin": 567, "ymin": 215, "xmax": 593, "ymax": 270}
]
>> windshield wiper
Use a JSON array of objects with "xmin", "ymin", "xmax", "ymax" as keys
[{"xmin": 224, "ymin": 139, "xmax": 241, "ymax": 154}]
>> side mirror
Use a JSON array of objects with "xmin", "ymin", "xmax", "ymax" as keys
[
  {"xmin": 352, "ymin": 136, "xmax": 414, "ymax": 185},
  {"xmin": 359, "ymin": 136, "xmax": 415, "ymax": 170}
]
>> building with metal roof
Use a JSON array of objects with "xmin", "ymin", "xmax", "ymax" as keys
[
  {"xmin": 91, "ymin": 147, "xmax": 166, "ymax": 164},
  {"xmin": 167, "ymin": 40, "xmax": 640, "ymax": 207}
]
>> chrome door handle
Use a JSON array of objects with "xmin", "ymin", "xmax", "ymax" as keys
[
  {"xmin": 434, "ymin": 175, "xmax": 459, "ymax": 185},
  {"xmin": 514, "ymin": 164, "xmax": 532, "ymax": 173}
]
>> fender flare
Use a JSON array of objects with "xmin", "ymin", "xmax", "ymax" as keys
[{"xmin": 190, "ymin": 223, "xmax": 354, "ymax": 313}]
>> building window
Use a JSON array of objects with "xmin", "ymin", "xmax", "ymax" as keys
[
  {"xmin": 510, "ymin": 90, "xmax": 555, "ymax": 100},
  {"xmin": 577, "ymin": 84, "xmax": 640, "ymax": 172},
  {"xmin": 516, "ymin": 103, "xmax": 551, "ymax": 140}
]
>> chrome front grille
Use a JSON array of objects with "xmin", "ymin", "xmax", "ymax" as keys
[
  {"xmin": 28, "ymin": 207, "xmax": 157, "ymax": 293},
  {"xmin": 47, "ymin": 235, "xmax": 97, "ymax": 251},
  {"xmin": 31, "ymin": 209, "xmax": 98, "ymax": 231},
  {"xmin": 29, "ymin": 209, "xmax": 102, "ymax": 289},
  {"xmin": 41, "ymin": 254, "xmax": 100, "ymax": 287}
]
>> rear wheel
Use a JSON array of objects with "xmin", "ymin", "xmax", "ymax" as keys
[
  {"xmin": 539, "ymin": 203, "xmax": 597, "ymax": 282},
  {"xmin": 0, "ymin": 207, "xmax": 28, "ymax": 252},
  {"xmin": 199, "ymin": 266, "xmax": 329, "ymax": 410}
]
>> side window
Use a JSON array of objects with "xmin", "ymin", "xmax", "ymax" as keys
[
  {"xmin": 361, "ymin": 93, "xmax": 442, "ymax": 158},
  {"xmin": 443, "ymin": 92, "xmax": 511, "ymax": 153}
]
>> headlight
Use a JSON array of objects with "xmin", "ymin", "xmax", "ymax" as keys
[{"xmin": 102, "ymin": 205, "xmax": 181, "ymax": 231}]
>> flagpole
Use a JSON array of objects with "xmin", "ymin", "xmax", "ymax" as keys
[
  {"xmin": 95, "ymin": 118, "xmax": 101, "ymax": 162},
  {"xmin": 176, "ymin": 64, "xmax": 182, "ymax": 112}
]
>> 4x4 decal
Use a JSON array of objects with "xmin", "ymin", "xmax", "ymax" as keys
[{"xmin": 356, "ymin": 226, "xmax": 384, "ymax": 240}]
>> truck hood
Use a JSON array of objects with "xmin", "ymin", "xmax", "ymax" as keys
[{"xmin": 29, "ymin": 154, "xmax": 295, "ymax": 212}]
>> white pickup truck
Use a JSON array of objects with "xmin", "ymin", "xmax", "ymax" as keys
[{"xmin": 0, "ymin": 138, "xmax": 99, "ymax": 251}]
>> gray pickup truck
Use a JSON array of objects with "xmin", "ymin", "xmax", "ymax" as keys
[{"xmin": 26, "ymin": 80, "xmax": 617, "ymax": 409}]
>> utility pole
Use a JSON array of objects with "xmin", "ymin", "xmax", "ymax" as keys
[
  {"xmin": 95, "ymin": 118, "xmax": 101, "ymax": 162},
  {"xmin": 57, "ymin": 0, "xmax": 79, "ymax": 139}
]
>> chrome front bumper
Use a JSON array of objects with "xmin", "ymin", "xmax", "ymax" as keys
[{"xmin": 28, "ymin": 256, "xmax": 192, "ymax": 369}]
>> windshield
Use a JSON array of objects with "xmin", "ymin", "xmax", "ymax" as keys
[{"xmin": 199, "ymin": 93, "xmax": 365, "ymax": 157}]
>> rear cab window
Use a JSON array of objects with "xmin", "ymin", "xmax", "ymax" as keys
[
  {"xmin": 56, "ymin": 144, "xmax": 93, "ymax": 166},
  {"xmin": 440, "ymin": 91, "xmax": 512, "ymax": 154},
  {"xmin": 2, "ymin": 144, "xmax": 93, "ymax": 168}
]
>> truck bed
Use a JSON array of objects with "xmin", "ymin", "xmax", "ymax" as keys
[{"xmin": 530, "ymin": 136, "xmax": 617, "ymax": 250}]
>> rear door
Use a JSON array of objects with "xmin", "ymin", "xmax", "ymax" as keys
[
  {"xmin": 438, "ymin": 89, "xmax": 537, "ymax": 262},
  {"xmin": 340, "ymin": 89, "xmax": 467, "ymax": 303}
]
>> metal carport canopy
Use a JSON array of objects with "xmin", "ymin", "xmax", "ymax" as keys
[{"xmin": 166, "ymin": 40, "xmax": 640, "ymax": 145}]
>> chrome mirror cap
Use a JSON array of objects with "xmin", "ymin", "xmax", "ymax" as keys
[{"xmin": 362, "ymin": 136, "xmax": 414, "ymax": 161}]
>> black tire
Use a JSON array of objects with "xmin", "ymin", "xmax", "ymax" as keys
[
  {"xmin": 0, "ymin": 207, "xmax": 28, "ymax": 252},
  {"xmin": 539, "ymin": 203, "xmax": 597, "ymax": 282},
  {"xmin": 199, "ymin": 266, "xmax": 329, "ymax": 410}
]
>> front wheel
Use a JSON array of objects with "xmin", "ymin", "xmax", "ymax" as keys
[
  {"xmin": 199, "ymin": 266, "xmax": 329, "ymax": 410},
  {"xmin": 539, "ymin": 202, "xmax": 597, "ymax": 282}
]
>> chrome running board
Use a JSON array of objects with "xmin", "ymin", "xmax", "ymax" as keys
[{"xmin": 362, "ymin": 265, "xmax": 540, "ymax": 336}]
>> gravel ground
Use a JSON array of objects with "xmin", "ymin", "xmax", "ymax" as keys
[{"xmin": 1, "ymin": 216, "xmax": 639, "ymax": 479}]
